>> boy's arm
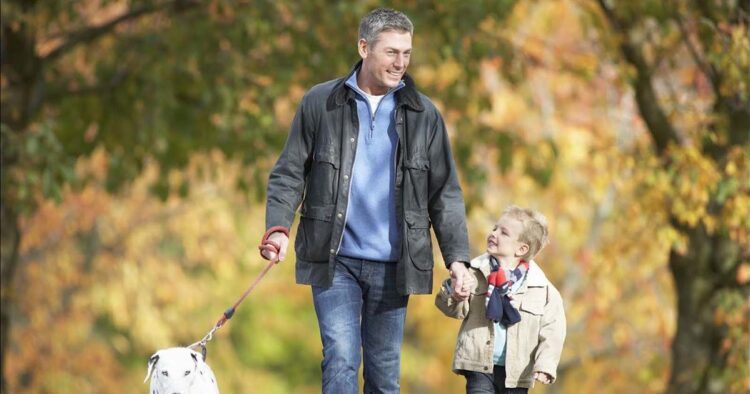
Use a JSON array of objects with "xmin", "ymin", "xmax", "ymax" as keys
[
  {"xmin": 434, "ymin": 278, "xmax": 471, "ymax": 319},
  {"xmin": 533, "ymin": 286, "xmax": 567, "ymax": 384}
]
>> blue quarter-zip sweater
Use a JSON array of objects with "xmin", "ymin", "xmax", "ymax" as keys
[{"xmin": 338, "ymin": 72, "xmax": 404, "ymax": 262}]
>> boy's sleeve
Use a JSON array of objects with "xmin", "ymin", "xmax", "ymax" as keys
[
  {"xmin": 533, "ymin": 285, "xmax": 567, "ymax": 383},
  {"xmin": 434, "ymin": 278, "xmax": 470, "ymax": 319}
]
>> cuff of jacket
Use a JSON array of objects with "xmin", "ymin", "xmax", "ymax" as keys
[
  {"xmin": 443, "ymin": 254, "xmax": 471, "ymax": 269},
  {"xmin": 532, "ymin": 363, "xmax": 557, "ymax": 384},
  {"xmin": 265, "ymin": 205, "xmax": 296, "ymax": 230}
]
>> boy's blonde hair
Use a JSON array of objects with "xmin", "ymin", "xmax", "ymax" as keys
[{"xmin": 502, "ymin": 205, "xmax": 550, "ymax": 260}]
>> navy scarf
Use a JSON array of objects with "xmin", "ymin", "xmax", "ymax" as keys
[{"xmin": 485, "ymin": 256, "xmax": 529, "ymax": 326}]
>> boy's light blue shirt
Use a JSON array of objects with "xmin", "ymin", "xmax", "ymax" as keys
[
  {"xmin": 493, "ymin": 274, "xmax": 527, "ymax": 365},
  {"xmin": 338, "ymin": 72, "xmax": 405, "ymax": 262}
]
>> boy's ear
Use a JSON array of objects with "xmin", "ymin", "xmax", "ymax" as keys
[{"xmin": 515, "ymin": 243, "xmax": 530, "ymax": 258}]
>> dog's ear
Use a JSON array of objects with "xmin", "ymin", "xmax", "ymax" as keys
[
  {"xmin": 144, "ymin": 353, "xmax": 160, "ymax": 383},
  {"xmin": 189, "ymin": 347, "xmax": 206, "ymax": 363}
]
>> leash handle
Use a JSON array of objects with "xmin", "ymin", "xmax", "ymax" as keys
[{"xmin": 257, "ymin": 226, "xmax": 289, "ymax": 259}]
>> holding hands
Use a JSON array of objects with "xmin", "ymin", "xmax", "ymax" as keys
[{"xmin": 449, "ymin": 262, "xmax": 472, "ymax": 300}]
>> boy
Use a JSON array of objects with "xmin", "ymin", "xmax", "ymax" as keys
[{"xmin": 436, "ymin": 206, "xmax": 566, "ymax": 393}]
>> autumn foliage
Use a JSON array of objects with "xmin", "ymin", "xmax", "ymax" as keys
[{"xmin": 2, "ymin": 1, "xmax": 748, "ymax": 393}]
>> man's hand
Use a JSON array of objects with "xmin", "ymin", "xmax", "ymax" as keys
[
  {"xmin": 533, "ymin": 371, "xmax": 552, "ymax": 384},
  {"xmin": 449, "ymin": 261, "xmax": 471, "ymax": 301},
  {"xmin": 261, "ymin": 231, "xmax": 290, "ymax": 262}
]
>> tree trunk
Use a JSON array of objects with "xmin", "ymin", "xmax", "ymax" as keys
[
  {"xmin": 0, "ymin": 203, "xmax": 21, "ymax": 393},
  {"xmin": 667, "ymin": 225, "xmax": 744, "ymax": 393}
]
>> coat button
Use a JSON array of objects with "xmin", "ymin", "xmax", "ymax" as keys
[
  {"xmin": 329, "ymin": 249, "xmax": 335, "ymax": 254},
  {"xmin": 337, "ymin": 213, "xmax": 343, "ymax": 218},
  {"xmin": 350, "ymin": 137, "xmax": 355, "ymax": 143},
  {"xmin": 486, "ymin": 340, "xmax": 491, "ymax": 345},
  {"xmin": 343, "ymin": 174, "xmax": 349, "ymax": 180},
  {"xmin": 483, "ymin": 366, "xmax": 489, "ymax": 371}
]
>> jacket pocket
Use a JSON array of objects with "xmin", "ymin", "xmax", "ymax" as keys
[
  {"xmin": 517, "ymin": 297, "xmax": 544, "ymax": 354},
  {"xmin": 296, "ymin": 204, "xmax": 335, "ymax": 262},
  {"xmin": 520, "ymin": 299, "xmax": 545, "ymax": 316},
  {"xmin": 405, "ymin": 209, "xmax": 433, "ymax": 271},
  {"xmin": 403, "ymin": 157, "xmax": 430, "ymax": 209},
  {"xmin": 306, "ymin": 147, "xmax": 339, "ymax": 206}
]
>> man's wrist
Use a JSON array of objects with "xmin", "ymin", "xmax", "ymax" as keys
[{"xmin": 449, "ymin": 261, "xmax": 469, "ymax": 270}]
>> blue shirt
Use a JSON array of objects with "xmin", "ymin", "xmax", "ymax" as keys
[
  {"xmin": 493, "ymin": 274, "xmax": 527, "ymax": 365},
  {"xmin": 338, "ymin": 72, "xmax": 405, "ymax": 262}
]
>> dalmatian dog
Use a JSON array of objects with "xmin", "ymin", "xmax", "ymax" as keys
[{"xmin": 144, "ymin": 347, "xmax": 219, "ymax": 394}]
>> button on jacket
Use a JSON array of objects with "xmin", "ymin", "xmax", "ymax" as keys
[{"xmin": 265, "ymin": 61, "xmax": 470, "ymax": 295}]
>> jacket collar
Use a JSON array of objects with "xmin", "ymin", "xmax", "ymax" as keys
[
  {"xmin": 327, "ymin": 60, "xmax": 424, "ymax": 112},
  {"xmin": 470, "ymin": 253, "xmax": 548, "ymax": 287}
]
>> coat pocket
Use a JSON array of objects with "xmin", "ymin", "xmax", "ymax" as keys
[
  {"xmin": 403, "ymin": 157, "xmax": 430, "ymax": 209},
  {"xmin": 405, "ymin": 209, "xmax": 433, "ymax": 271},
  {"xmin": 306, "ymin": 148, "xmax": 339, "ymax": 206},
  {"xmin": 295, "ymin": 204, "xmax": 335, "ymax": 262},
  {"xmin": 520, "ymin": 299, "xmax": 545, "ymax": 316}
]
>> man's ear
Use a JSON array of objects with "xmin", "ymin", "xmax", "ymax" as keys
[{"xmin": 358, "ymin": 38, "xmax": 368, "ymax": 59}]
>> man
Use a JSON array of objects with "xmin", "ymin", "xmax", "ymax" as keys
[{"xmin": 260, "ymin": 8, "xmax": 471, "ymax": 393}]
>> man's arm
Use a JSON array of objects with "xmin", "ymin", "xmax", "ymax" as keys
[
  {"xmin": 426, "ymin": 110, "xmax": 471, "ymax": 293},
  {"xmin": 262, "ymin": 96, "xmax": 314, "ymax": 261}
]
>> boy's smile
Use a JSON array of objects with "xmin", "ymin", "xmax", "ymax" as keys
[{"xmin": 486, "ymin": 215, "xmax": 528, "ymax": 260}]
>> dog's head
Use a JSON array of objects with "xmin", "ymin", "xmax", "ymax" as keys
[{"xmin": 144, "ymin": 347, "xmax": 203, "ymax": 393}]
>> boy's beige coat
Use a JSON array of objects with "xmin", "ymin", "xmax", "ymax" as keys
[{"xmin": 435, "ymin": 253, "xmax": 566, "ymax": 388}]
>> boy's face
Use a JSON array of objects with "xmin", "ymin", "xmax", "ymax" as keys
[{"xmin": 486, "ymin": 215, "xmax": 529, "ymax": 260}]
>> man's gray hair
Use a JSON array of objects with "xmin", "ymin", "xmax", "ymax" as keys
[{"xmin": 359, "ymin": 8, "xmax": 413, "ymax": 46}]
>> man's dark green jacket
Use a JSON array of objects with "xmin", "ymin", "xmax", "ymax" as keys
[{"xmin": 265, "ymin": 61, "xmax": 470, "ymax": 295}]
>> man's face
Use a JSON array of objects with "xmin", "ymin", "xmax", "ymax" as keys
[{"xmin": 358, "ymin": 30, "xmax": 412, "ymax": 95}]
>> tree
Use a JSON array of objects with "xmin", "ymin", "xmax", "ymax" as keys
[
  {"xmin": 4, "ymin": 1, "xmax": 746, "ymax": 392},
  {"xmin": 1, "ymin": 1, "xmax": 522, "ymax": 390},
  {"xmin": 593, "ymin": 1, "xmax": 749, "ymax": 392},
  {"xmin": 0, "ymin": 0, "xmax": 332, "ymax": 389}
]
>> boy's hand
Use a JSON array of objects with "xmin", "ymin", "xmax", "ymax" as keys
[
  {"xmin": 533, "ymin": 371, "xmax": 552, "ymax": 384},
  {"xmin": 449, "ymin": 262, "xmax": 471, "ymax": 300}
]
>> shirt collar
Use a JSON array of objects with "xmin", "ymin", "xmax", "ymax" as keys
[{"xmin": 345, "ymin": 71, "xmax": 405, "ymax": 99}]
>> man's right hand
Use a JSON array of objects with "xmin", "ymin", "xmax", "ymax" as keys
[{"xmin": 261, "ymin": 231, "xmax": 290, "ymax": 262}]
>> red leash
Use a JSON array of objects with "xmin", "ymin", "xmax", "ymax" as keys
[{"xmin": 188, "ymin": 226, "xmax": 289, "ymax": 357}]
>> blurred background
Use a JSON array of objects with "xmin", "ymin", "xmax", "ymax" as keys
[{"xmin": 1, "ymin": 1, "xmax": 748, "ymax": 393}]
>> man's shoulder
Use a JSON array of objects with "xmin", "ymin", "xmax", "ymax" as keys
[{"xmin": 303, "ymin": 78, "xmax": 343, "ymax": 103}]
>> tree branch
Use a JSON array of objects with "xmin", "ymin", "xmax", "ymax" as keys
[
  {"xmin": 596, "ymin": 0, "xmax": 681, "ymax": 155},
  {"xmin": 43, "ymin": 0, "xmax": 201, "ymax": 63},
  {"xmin": 46, "ymin": 64, "xmax": 132, "ymax": 102},
  {"xmin": 673, "ymin": 10, "xmax": 718, "ymax": 88}
]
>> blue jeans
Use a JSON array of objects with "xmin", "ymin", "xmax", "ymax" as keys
[
  {"xmin": 312, "ymin": 256, "xmax": 409, "ymax": 394},
  {"xmin": 462, "ymin": 366, "xmax": 529, "ymax": 394}
]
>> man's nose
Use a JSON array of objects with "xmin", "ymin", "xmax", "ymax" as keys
[{"xmin": 393, "ymin": 54, "xmax": 406, "ymax": 69}]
